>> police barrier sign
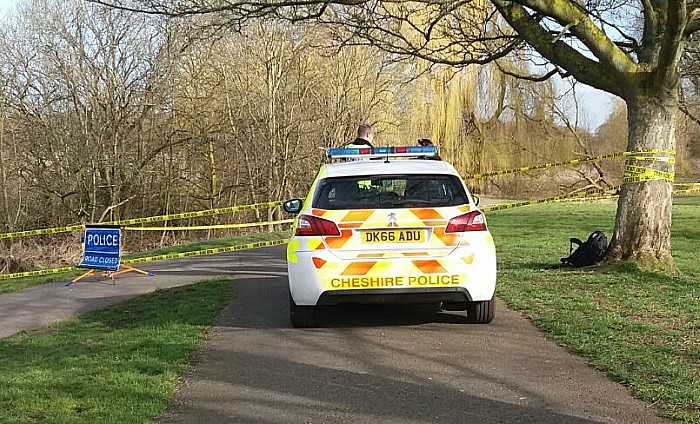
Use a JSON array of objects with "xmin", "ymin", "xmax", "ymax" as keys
[{"xmin": 77, "ymin": 226, "xmax": 121, "ymax": 271}]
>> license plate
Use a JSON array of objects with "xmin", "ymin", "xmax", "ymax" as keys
[{"xmin": 362, "ymin": 229, "xmax": 425, "ymax": 244}]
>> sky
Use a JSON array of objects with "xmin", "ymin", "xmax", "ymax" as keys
[
  {"xmin": 556, "ymin": 79, "xmax": 615, "ymax": 131},
  {"xmin": 0, "ymin": 0, "xmax": 14, "ymax": 15},
  {"xmin": 581, "ymin": 89, "xmax": 615, "ymax": 131},
  {"xmin": 0, "ymin": 0, "xmax": 614, "ymax": 130}
]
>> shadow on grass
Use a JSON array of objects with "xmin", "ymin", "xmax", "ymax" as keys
[{"xmin": 513, "ymin": 258, "xmax": 682, "ymax": 280}]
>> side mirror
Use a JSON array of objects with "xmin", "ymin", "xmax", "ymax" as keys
[
  {"xmin": 283, "ymin": 199, "xmax": 303, "ymax": 214},
  {"xmin": 472, "ymin": 195, "xmax": 480, "ymax": 206}
]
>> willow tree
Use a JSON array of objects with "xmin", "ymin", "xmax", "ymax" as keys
[{"xmin": 92, "ymin": 0, "xmax": 698, "ymax": 270}]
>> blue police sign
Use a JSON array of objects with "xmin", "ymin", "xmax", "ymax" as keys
[{"xmin": 77, "ymin": 226, "xmax": 121, "ymax": 271}]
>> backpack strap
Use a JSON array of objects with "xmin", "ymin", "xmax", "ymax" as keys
[{"xmin": 569, "ymin": 238, "xmax": 583, "ymax": 254}]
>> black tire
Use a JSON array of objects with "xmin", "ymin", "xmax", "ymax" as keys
[
  {"xmin": 289, "ymin": 293, "xmax": 319, "ymax": 328},
  {"xmin": 466, "ymin": 297, "xmax": 495, "ymax": 324}
]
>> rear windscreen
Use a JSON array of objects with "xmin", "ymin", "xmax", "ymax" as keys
[{"xmin": 313, "ymin": 174, "xmax": 469, "ymax": 210}]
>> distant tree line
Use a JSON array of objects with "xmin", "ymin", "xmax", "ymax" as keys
[{"xmin": 0, "ymin": 0, "xmax": 697, "ymax": 252}]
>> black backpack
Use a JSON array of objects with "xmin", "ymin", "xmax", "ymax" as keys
[{"xmin": 561, "ymin": 230, "xmax": 608, "ymax": 267}]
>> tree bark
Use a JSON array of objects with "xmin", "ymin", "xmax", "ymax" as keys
[{"xmin": 607, "ymin": 95, "xmax": 677, "ymax": 271}]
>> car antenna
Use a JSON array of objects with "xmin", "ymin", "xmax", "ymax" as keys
[{"xmin": 384, "ymin": 147, "xmax": 390, "ymax": 164}]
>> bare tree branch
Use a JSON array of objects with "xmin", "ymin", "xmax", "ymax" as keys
[
  {"xmin": 679, "ymin": 100, "xmax": 700, "ymax": 127},
  {"xmin": 656, "ymin": 0, "xmax": 687, "ymax": 94},
  {"xmin": 491, "ymin": 0, "xmax": 624, "ymax": 97},
  {"xmin": 685, "ymin": 3, "xmax": 700, "ymax": 35},
  {"xmin": 515, "ymin": 0, "xmax": 637, "ymax": 75},
  {"xmin": 494, "ymin": 61, "xmax": 569, "ymax": 82},
  {"xmin": 98, "ymin": 195, "xmax": 136, "ymax": 223}
]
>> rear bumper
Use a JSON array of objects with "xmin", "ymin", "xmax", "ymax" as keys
[
  {"xmin": 317, "ymin": 287, "xmax": 470, "ymax": 306},
  {"xmin": 288, "ymin": 244, "xmax": 496, "ymax": 306}
]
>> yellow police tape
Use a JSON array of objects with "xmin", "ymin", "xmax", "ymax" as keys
[
  {"xmin": 481, "ymin": 184, "xmax": 623, "ymax": 212},
  {"xmin": 551, "ymin": 194, "xmax": 619, "ymax": 203},
  {"xmin": 464, "ymin": 149, "xmax": 676, "ymax": 180},
  {"xmin": 109, "ymin": 200, "xmax": 284, "ymax": 226},
  {"xmin": 123, "ymin": 219, "xmax": 294, "ymax": 231},
  {"xmin": 0, "ymin": 238, "xmax": 291, "ymax": 281},
  {"xmin": 0, "ymin": 148, "xmax": 686, "ymax": 241},
  {"xmin": 482, "ymin": 186, "xmax": 699, "ymax": 212},
  {"xmin": 624, "ymin": 165, "xmax": 674, "ymax": 183},
  {"xmin": 0, "ymin": 224, "xmax": 88, "ymax": 240},
  {"xmin": 0, "ymin": 266, "xmax": 77, "ymax": 281},
  {"xmin": 629, "ymin": 155, "xmax": 676, "ymax": 163},
  {"xmin": 2, "ymin": 183, "xmax": 699, "ymax": 281},
  {"xmin": 0, "ymin": 200, "xmax": 284, "ymax": 240},
  {"xmin": 122, "ymin": 238, "xmax": 290, "ymax": 265}
]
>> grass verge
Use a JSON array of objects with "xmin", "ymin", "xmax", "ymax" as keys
[
  {"xmin": 487, "ymin": 201, "xmax": 700, "ymax": 423},
  {"xmin": 0, "ymin": 231, "xmax": 290, "ymax": 295},
  {"xmin": 0, "ymin": 277, "xmax": 232, "ymax": 423}
]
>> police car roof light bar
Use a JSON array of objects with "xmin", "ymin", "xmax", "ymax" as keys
[{"xmin": 327, "ymin": 146, "xmax": 438, "ymax": 160}]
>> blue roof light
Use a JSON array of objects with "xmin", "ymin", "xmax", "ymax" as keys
[{"xmin": 327, "ymin": 146, "xmax": 438, "ymax": 160}]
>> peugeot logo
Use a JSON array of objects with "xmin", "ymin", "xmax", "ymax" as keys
[{"xmin": 388, "ymin": 212, "xmax": 398, "ymax": 227}]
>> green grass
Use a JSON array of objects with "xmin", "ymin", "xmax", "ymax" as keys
[
  {"xmin": 0, "ymin": 272, "xmax": 81, "ymax": 296},
  {"xmin": 488, "ymin": 201, "xmax": 700, "ymax": 423},
  {"xmin": 0, "ymin": 277, "xmax": 232, "ymax": 424},
  {"xmin": 2, "ymin": 201, "xmax": 699, "ymax": 421},
  {"xmin": 0, "ymin": 231, "xmax": 290, "ymax": 295}
]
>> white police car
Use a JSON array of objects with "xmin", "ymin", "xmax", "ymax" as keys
[{"xmin": 283, "ymin": 146, "xmax": 497, "ymax": 327}]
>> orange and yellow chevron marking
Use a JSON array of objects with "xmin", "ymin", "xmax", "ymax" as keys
[
  {"xmin": 339, "ymin": 223, "xmax": 364, "ymax": 229},
  {"xmin": 424, "ymin": 219, "xmax": 448, "ymax": 226},
  {"xmin": 339, "ymin": 210, "xmax": 374, "ymax": 229},
  {"xmin": 358, "ymin": 253, "xmax": 385, "ymax": 258},
  {"xmin": 307, "ymin": 239, "xmax": 325, "ymax": 250},
  {"xmin": 432, "ymin": 227, "xmax": 460, "ymax": 247},
  {"xmin": 459, "ymin": 205, "xmax": 471, "ymax": 213},
  {"xmin": 412, "ymin": 260, "xmax": 448, "ymax": 274},
  {"xmin": 309, "ymin": 206, "xmax": 472, "ymax": 252},
  {"xmin": 341, "ymin": 261, "xmax": 377, "ymax": 276},
  {"xmin": 342, "ymin": 210, "xmax": 373, "ymax": 222},
  {"xmin": 411, "ymin": 208, "xmax": 443, "ymax": 221},
  {"xmin": 325, "ymin": 229, "xmax": 352, "ymax": 249},
  {"xmin": 402, "ymin": 252, "xmax": 429, "ymax": 257},
  {"xmin": 312, "ymin": 257, "xmax": 327, "ymax": 269},
  {"xmin": 311, "ymin": 252, "xmax": 477, "ymax": 289}
]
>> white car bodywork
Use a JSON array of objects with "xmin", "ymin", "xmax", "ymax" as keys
[{"xmin": 286, "ymin": 158, "xmax": 497, "ymax": 324}]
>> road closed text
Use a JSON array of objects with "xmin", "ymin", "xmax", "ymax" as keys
[
  {"xmin": 81, "ymin": 255, "xmax": 119, "ymax": 266},
  {"xmin": 324, "ymin": 275, "xmax": 462, "ymax": 289}
]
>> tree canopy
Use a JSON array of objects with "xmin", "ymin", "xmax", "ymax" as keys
[{"xmin": 87, "ymin": 0, "xmax": 700, "ymax": 269}]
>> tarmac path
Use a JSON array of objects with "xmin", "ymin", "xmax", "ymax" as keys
[
  {"xmin": 156, "ymin": 246, "xmax": 667, "ymax": 424},
  {"xmin": 0, "ymin": 246, "xmax": 668, "ymax": 423}
]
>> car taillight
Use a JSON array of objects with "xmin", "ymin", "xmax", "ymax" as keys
[
  {"xmin": 295, "ymin": 214, "xmax": 341, "ymax": 236},
  {"xmin": 445, "ymin": 211, "xmax": 487, "ymax": 233}
]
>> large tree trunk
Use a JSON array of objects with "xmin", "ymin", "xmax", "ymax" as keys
[{"xmin": 607, "ymin": 96, "xmax": 677, "ymax": 271}]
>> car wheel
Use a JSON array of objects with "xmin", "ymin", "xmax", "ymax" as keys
[
  {"xmin": 289, "ymin": 293, "xmax": 319, "ymax": 328},
  {"xmin": 466, "ymin": 297, "xmax": 495, "ymax": 324}
]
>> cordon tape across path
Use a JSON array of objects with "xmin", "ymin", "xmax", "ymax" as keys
[
  {"xmin": 1, "ymin": 148, "xmax": 698, "ymax": 281},
  {"xmin": 0, "ymin": 200, "xmax": 285, "ymax": 240},
  {"xmin": 0, "ymin": 239, "xmax": 291, "ymax": 281}
]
